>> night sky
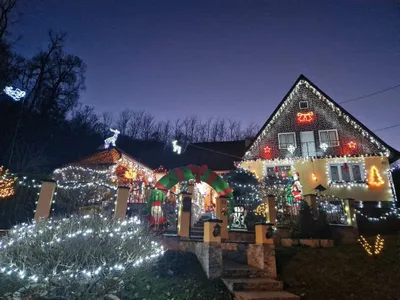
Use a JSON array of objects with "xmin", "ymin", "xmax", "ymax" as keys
[{"xmin": 11, "ymin": 1, "xmax": 400, "ymax": 148}]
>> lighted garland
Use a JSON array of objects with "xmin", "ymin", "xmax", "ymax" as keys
[
  {"xmin": 0, "ymin": 214, "xmax": 164, "ymax": 298},
  {"xmin": 222, "ymin": 169, "xmax": 261, "ymax": 205}
]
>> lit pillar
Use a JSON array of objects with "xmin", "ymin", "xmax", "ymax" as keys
[
  {"xmin": 114, "ymin": 187, "xmax": 129, "ymax": 220},
  {"xmin": 178, "ymin": 184, "xmax": 193, "ymax": 238},
  {"xmin": 304, "ymin": 194, "xmax": 318, "ymax": 217},
  {"xmin": 344, "ymin": 198, "xmax": 357, "ymax": 228},
  {"xmin": 203, "ymin": 219, "xmax": 222, "ymax": 243},
  {"xmin": 253, "ymin": 223, "xmax": 277, "ymax": 278},
  {"xmin": 34, "ymin": 180, "xmax": 56, "ymax": 222},
  {"xmin": 255, "ymin": 223, "xmax": 274, "ymax": 245},
  {"xmin": 263, "ymin": 195, "xmax": 277, "ymax": 224},
  {"xmin": 215, "ymin": 196, "xmax": 229, "ymax": 240}
]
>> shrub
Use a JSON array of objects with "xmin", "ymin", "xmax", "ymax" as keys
[{"xmin": 0, "ymin": 214, "xmax": 164, "ymax": 299}]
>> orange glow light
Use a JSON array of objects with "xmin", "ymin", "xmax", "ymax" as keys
[
  {"xmin": 297, "ymin": 111, "xmax": 314, "ymax": 124},
  {"xmin": 369, "ymin": 166, "xmax": 384, "ymax": 187},
  {"xmin": 311, "ymin": 172, "xmax": 318, "ymax": 181},
  {"xmin": 348, "ymin": 141, "xmax": 357, "ymax": 150}
]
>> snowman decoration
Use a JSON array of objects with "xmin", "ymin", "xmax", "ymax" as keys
[{"xmin": 291, "ymin": 172, "xmax": 303, "ymax": 202}]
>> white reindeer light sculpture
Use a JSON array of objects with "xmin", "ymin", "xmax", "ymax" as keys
[
  {"xmin": 172, "ymin": 140, "xmax": 182, "ymax": 154},
  {"xmin": 104, "ymin": 128, "xmax": 120, "ymax": 149}
]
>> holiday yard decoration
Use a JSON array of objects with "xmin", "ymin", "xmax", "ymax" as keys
[
  {"xmin": 0, "ymin": 214, "xmax": 164, "ymax": 299},
  {"xmin": 3, "ymin": 86, "xmax": 26, "ymax": 101},
  {"xmin": 0, "ymin": 166, "xmax": 16, "ymax": 199},
  {"xmin": 104, "ymin": 128, "xmax": 120, "ymax": 149},
  {"xmin": 359, "ymin": 234, "xmax": 384, "ymax": 256},
  {"xmin": 148, "ymin": 165, "xmax": 233, "ymax": 225},
  {"xmin": 369, "ymin": 166, "xmax": 385, "ymax": 187},
  {"xmin": 296, "ymin": 111, "xmax": 314, "ymax": 124}
]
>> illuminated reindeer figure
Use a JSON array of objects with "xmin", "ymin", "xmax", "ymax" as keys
[{"xmin": 104, "ymin": 128, "xmax": 120, "ymax": 149}]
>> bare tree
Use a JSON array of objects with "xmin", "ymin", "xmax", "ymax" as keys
[
  {"xmin": 17, "ymin": 31, "xmax": 86, "ymax": 119},
  {"xmin": 140, "ymin": 112, "xmax": 155, "ymax": 140},
  {"xmin": 70, "ymin": 104, "xmax": 99, "ymax": 133},
  {"xmin": 127, "ymin": 110, "xmax": 145, "ymax": 139},
  {"xmin": 99, "ymin": 111, "xmax": 113, "ymax": 139},
  {"xmin": 172, "ymin": 118, "xmax": 182, "ymax": 140},
  {"xmin": 0, "ymin": 0, "xmax": 16, "ymax": 39},
  {"xmin": 116, "ymin": 109, "xmax": 134, "ymax": 135},
  {"xmin": 228, "ymin": 118, "xmax": 242, "ymax": 141},
  {"xmin": 242, "ymin": 122, "xmax": 259, "ymax": 139},
  {"xmin": 195, "ymin": 120, "xmax": 207, "ymax": 142}
]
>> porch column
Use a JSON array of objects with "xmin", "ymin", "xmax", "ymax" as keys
[
  {"xmin": 263, "ymin": 195, "xmax": 277, "ymax": 224},
  {"xmin": 215, "ymin": 196, "xmax": 229, "ymax": 240},
  {"xmin": 204, "ymin": 219, "xmax": 222, "ymax": 243},
  {"xmin": 344, "ymin": 198, "xmax": 357, "ymax": 228},
  {"xmin": 34, "ymin": 180, "xmax": 56, "ymax": 222},
  {"xmin": 178, "ymin": 184, "xmax": 193, "ymax": 238},
  {"xmin": 114, "ymin": 187, "xmax": 129, "ymax": 220},
  {"xmin": 304, "ymin": 194, "xmax": 318, "ymax": 217}
]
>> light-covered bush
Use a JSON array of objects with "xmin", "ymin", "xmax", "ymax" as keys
[{"xmin": 0, "ymin": 214, "xmax": 164, "ymax": 299}]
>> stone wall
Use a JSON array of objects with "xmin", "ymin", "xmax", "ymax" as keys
[
  {"xmin": 330, "ymin": 225, "xmax": 359, "ymax": 244},
  {"xmin": 229, "ymin": 231, "xmax": 255, "ymax": 242}
]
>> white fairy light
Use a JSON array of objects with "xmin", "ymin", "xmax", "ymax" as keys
[
  {"xmin": 104, "ymin": 128, "xmax": 120, "ymax": 149},
  {"xmin": 3, "ymin": 86, "xmax": 26, "ymax": 101},
  {"xmin": 287, "ymin": 144, "xmax": 296, "ymax": 154},
  {"xmin": 320, "ymin": 143, "xmax": 329, "ymax": 152},
  {"xmin": 172, "ymin": 140, "xmax": 182, "ymax": 154}
]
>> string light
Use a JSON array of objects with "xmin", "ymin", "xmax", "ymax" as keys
[
  {"xmin": 172, "ymin": 140, "xmax": 182, "ymax": 154},
  {"xmin": 296, "ymin": 111, "xmax": 314, "ymax": 123},
  {"xmin": 245, "ymin": 79, "xmax": 390, "ymax": 160},
  {"xmin": 287, "ymin": 145, "xmax": 296, "ymax": 154},
  {"xmin": 358, "ymin": 234, "xmax": 384, "ymax": 256},
  {"xmin": 368, "ymin": 166, "xmax": 385, "ymax": 187},
  {"xmin": 104, "ymin": 128, "xmax": 120, "ymax": 149},
  {"xmin": 3, "ymin": 86, "xmax": 26, "ymax": 101},
  {"xmin": 0, "ymin": 215, "xmax": 164, "ymax": 285},
  {"xmin": 0, "ymin": 166, "xmax": 16, "ymax": 198}
]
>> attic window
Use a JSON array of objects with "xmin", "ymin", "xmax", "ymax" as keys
[{"xmin": 299, "ymin": 101, "xmax": 309, "ymax": 109}]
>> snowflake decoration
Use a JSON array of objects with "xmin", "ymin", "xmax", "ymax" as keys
[
  {"xmin": 320, "ymin": 143, "xmax": 329, "ymax": 152},
  {"xmin": 287, "ymin": 144, "xmax": 296, "ymax": 154}
]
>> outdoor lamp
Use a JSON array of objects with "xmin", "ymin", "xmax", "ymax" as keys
[
  {"xmin": 213, "ymin": 223, "xmax": 221, "ymax": 237},
  {"xmin": 265, "ymin": 225, "xmax": 274, "ymax": 239}
]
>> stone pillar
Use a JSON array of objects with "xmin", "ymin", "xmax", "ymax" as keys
[
  {"xmin": 34, "ymin": 180, "xmax": 56, "ymax": 222},
  {"xmin": 304, "ymin": 194, "xmax": 318, "ymax": 217},
  {"xmin": 178, "ymin": 187, "xmax": 192, "ymax": 238},
  {"xmin": 344, "ymin": 198, "xmax": 357, "ymax": 228},
  {"xmin": 263, "ymin": 195, "xmax": 277, "ymax": 224},
  {"xmin": 203, "ymin": 219, "xmax": 222, "ymax": 243},
  {"xmin": 255, "ymin": 223, "xmax": 274, "ymax": 245},
  {"xmin": 251, "ymin": 223, "xmax": 277, "ymax": 278},
  {"xmin": 114, "ymin": 187, "xmax": 129, "ymax": 220},
  {"xmin": 215, "ymin": 196, "xmax": 229, "ymax": 240}
]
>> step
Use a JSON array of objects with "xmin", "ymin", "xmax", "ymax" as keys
[
  {"xmin": 234, "ymin": 291, "xmax": 300, "ymax": 300},
  {"xmin": 223, "ymin": 261, "xmax": 268, "ymax": 278},
  {"xmin": 222, "ymin": 278, "xmax": 283, "ymax": 293}
]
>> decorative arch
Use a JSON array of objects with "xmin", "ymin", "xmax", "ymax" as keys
[{"xmin": 148, "ymin": 165, "xmax": 233, "ymax": 224}]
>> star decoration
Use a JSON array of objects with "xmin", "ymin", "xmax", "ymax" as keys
[
  {"xmin": 263, "ymin": 146, "xmax": 271, "ymax": 154},
  {"xmin": 320, "ymin": 143, "xmax": 329, "ymax": 152},
  {"xmin": 348, "ymin": 141, "xmax": 357, "ymax": 150}
]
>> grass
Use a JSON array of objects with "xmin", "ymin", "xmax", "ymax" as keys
[
  {"xmin": 121, "ymin": 251, "xmax": 231, "ymax": 300},
  {"xmin": 276, "ymin": 235, "xmax": 400, "ymax": 300}
]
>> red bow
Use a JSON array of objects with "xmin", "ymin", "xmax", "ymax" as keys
[{"xmin": 188, "ymin": 165, "xmax": 208, "ymax": 183}]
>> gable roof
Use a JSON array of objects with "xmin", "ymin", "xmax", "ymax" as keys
[{"xmin": 244, "ymin": 74, "xmax": 400, "ymax": 163}]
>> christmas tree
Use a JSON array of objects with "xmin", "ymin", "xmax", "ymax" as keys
[{"xmin": 223, "ymin": 169, "xmax": 261, "ymax": 206}]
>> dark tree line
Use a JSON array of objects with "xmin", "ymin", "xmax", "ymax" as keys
[{"xmin": 0, "ymin": 0, "xmax": 259, "ymax": 175}]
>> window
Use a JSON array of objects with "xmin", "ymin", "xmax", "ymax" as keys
[
  {"xmin": 278, "ymin": 132, "xmax": 296, "ymax": 149},
  {"xmin": 329, "ymin": 163, "xmax": 364, "ymax": 182},
  {"xmin": 266, "ymin": 165, "xmax": 291, "ymax": 178},
  {"xmin": 319, "ymin": 129, "xmax": 339, "ymax": 147},
  {"xmin": 299, "ymin": 101, "xmax": 309, "ymax": 109}
]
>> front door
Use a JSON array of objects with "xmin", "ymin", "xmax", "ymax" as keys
[{"xmin": 300, "ymin": 131, "xmax": 316, "ymax": 157}]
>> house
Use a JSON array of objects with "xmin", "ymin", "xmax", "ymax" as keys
[{"xmin": 239, "ymin": 75, "xmax": 400, "ymax": 206}]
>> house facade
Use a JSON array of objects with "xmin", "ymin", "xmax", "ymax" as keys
[{"xmin": 239, "ymin": 75, "xmax": 399, "ymax": 203}]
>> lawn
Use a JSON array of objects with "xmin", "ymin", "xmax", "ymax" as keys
[
  {"xmin": 276, "ymin": 235, "xmax": 400, "ymax": 300},
  {"xmin": 121, "ymin": 251, "xmax": 230, "ymax": 300}
]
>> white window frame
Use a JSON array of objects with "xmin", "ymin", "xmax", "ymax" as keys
[
  {"xmin": 278, "ymin": 132, "xmax": 296, "ymax": 150},
  {"xmin": 328, "ymin": 162, "xmax": 365, "ymax": 182},
  {"xmin": 318, "ymin": 129, "xmax": 339, "ymax": 147},
  {"xmin": 265, "ymin": 164, "xmax": 292, "ymax": 179},
  {"xmin": 299, "ymin": 101, "xmax": 309, "ymax": 109}
]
